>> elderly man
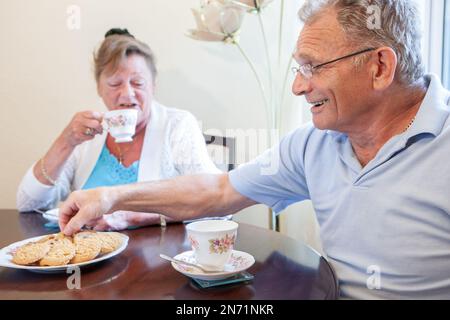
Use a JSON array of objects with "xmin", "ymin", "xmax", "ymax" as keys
[{"xmin": 59, "ymin": 0, "xmax": 450, "ymax": 299}]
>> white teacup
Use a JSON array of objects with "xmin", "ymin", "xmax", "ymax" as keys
[
  {"xmin": 186, "ymin": 220, "xmax": 238, "ymax": 271},
  {"xmin": 103, "ymin": 109, "xmax": 138, "ymax": 143}
]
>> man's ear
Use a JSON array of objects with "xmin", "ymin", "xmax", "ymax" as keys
[{"xmin": 370, "ymin": 47, "xmax": 397, "ymax": 91}]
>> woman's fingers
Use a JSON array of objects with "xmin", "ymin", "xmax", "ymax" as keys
[
  {"xmin": 84, "ymin": 111, "xmax": 103, "ymax": 121},
  {"xmin": 82, "ymin": 119, "xmax": 104, "ymax": 135},
  {"xmin": 81, "ymin": 111, "xmax": 103, "ymax": 132},
  {"xmin": 64, "ymin": 111, "xmax": 105, "ymax": 146}
]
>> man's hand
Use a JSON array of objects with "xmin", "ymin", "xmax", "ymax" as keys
[
  {"xmin": 85, "ymin": 211, "xmax": 164, "ymax": 231},
  {"xmin": 58, "ymin": 174, "xmax": 256, "ymax": 235},
  {"xmin": 59, "ymin": 188, "xmax": 115, "ymax": 235}
]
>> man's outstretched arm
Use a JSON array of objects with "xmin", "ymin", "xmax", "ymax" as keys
[{"xmin": 59, "ymin": 173, "xmax": 257, "ymax": 235}]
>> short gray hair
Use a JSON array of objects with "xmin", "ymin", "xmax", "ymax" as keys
[
  {"xmin": 298, "ymin": 0, "xmax": 425, "ymax": 85},
  {"xmin": 94, "ymin": 35, "xmax": 157, "ymax": 83}
]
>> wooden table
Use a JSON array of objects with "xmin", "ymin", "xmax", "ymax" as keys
[{"xmin": 0, "ymin": 210, "xmax": 338, "ymax": 299}]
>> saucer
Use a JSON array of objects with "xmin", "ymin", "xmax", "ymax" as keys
[
  {"xmin": 171, "ymin": 250, "xmax": 255, "ymax": 281},
  {"xmin": 42, "ymin": 208, "xmax": 59, "ymax": 223}
]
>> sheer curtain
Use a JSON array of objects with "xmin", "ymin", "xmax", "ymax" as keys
[
  {"xmin": 417, "ymin": 0, "xmax": 446, "ymax": 80},
  {"xmin": 443, "ymin": 0, "xmax": 450, "ymax": 89}
]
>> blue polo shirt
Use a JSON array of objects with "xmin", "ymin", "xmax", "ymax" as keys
[{"xmin": 229, "ymin": 74, "xmax": 450, "ymax": 299}]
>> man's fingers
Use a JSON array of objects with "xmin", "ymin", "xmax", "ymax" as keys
[
  {"xmin": 58, "ymin": 199, "xmax": 79, "ymax": 231},
  {"xmin": 58, "ymin": 188, "xmax": 112, "ymax": 235},
  {"xmin": 63, "ymin": 212, "xmax": 88, "ymax": 236},
  {"xmin": 93, "ymin": 221, "xmax": 110, "ymax": 231},
  {"xmin": 85, "ymin": 217, "xmax": 108, "ymax": 231}
]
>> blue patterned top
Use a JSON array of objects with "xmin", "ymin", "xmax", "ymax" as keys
[{"xmin": 82, "ymin": 144, "xmax": 139, "ymax": 190}]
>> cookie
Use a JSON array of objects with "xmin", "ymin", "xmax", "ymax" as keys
[
  {"xmin": 74, "ymin": 231, "xmax": 122, "ymax": 254},
  {"xmin": 95, "ymin": 232, "xmax": 123, "ymax": 254},
  {"xmin": 39, "ymin": 236, "xmax": 76, "ymax": 266},
  {"xmin": 36, "ymin": 232, "xmax": 65, "ymax": 244},
  {"xmin": 12, "ymin": 231, "xmax": 123, "ymax": 267},
  {"xmin": 71, "ymin": 237, "xmax": 101, "ymax": 264},
  {"xmin": 12, "ymin": 242, "xmax": 50, "ymax": 265},
  {"xmin": 73, "ymin": 231, "xmax": 97, "ymax": 242}
]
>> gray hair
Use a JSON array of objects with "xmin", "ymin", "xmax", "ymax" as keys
[
  {"xmin": 298, "ymin": 0, "xmax": 425, "ymax": 85},
  {"xmin": 94, "ymin": 35, "xmax": 157, "ymax": 83}
]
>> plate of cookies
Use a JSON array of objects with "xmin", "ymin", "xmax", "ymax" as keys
[{"xmin": 0, "ymin": 231, "xmax": 129, "ymax": 273}]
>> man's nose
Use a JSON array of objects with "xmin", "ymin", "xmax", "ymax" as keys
[{"xmin": 292, "ymin": 73, "xmax": 312, "ymax": 96}]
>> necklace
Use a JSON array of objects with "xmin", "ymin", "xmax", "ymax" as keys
[
  {"xmin": 403, "ymin": 116, "xmax": 416, "ymax": 134},
  {"xmin": 115, "ymin": 143, "xmax": 133, "ymax": 165}
]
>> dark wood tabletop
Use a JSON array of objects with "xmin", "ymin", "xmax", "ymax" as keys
[{"xmin": 0, "ymin": 210, "xmax": 338, "ymax": 300}]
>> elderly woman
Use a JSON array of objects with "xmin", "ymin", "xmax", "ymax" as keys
[{"xmin": 16, "ymin": 28, "xmax": 220, "ymax": 230}]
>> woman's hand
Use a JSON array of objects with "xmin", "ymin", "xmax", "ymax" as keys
[
  {"xmin": 86, "ymin": 211, "xmax": 163, "ymax": 231},
  {"xmin": 61, "ymin": 111, "xmax": 104, "ymax": 147},
  {"xmin": 89, "ymin": 211, "xmax": 132, "ymax": 231}
]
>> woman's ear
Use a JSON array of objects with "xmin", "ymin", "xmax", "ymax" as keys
[{"xmin": 370, "ymin": 47, "xmax": 397, "ymax": 91}]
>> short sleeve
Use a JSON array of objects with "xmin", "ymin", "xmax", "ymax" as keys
[{"xmin": 229, "ymin": 126, "xmax": 312, "ymax": 213}]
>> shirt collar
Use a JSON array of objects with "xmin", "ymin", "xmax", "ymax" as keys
[
  {"xmin": 325, "ymin": 129, "xmax": 342, "ymax": 140},
  {"xmin": 404, "ymin": 74, "xmax": 450, "ymax": 139}
]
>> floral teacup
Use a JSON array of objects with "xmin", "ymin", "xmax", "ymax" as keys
[
  {"xmin": 186, "ymin": 220, "xmax": 238, "ymax": 271},
  {"xmin": 103, "ymin": 109, "xmax": 138, "ymax": 143}
]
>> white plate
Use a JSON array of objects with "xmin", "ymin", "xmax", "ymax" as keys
[
  {"xmin": 42, "ymin": 208, "xmax": 59, "ymax": 223},
  {"xmin": 0, "ymin": 233, "xmax": 129, "ymax": 273},
  {"xmin": 171, "ymin": 250, "xmax": 255, "ymax": 281}
]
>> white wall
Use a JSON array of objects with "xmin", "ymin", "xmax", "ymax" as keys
[{"xmin": 0, "ymin": 0, "xmax": 317, "ymax": 237}]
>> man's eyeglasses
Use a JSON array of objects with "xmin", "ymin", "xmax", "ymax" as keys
[{"xmin": 292, "ymin": 48, "xmax": 376, "ymax": 79}]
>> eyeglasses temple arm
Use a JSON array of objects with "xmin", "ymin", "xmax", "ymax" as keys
[{"xmin": 313, "ymin": 48, "xmax": 376, "ymax": 70}]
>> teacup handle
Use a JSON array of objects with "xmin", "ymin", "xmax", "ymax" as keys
[{"xmin": 101, "ymin": 119, "xmax": 109, "ymax": 132}]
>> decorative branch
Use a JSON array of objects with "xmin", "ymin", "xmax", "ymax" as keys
[
  {"xmin": 234, "ymin": 41, "xmax": 271, "ymax": 127},
  {"xmin": 188, "ymin": 0, "xmax": 292, "ymax": 134}
]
